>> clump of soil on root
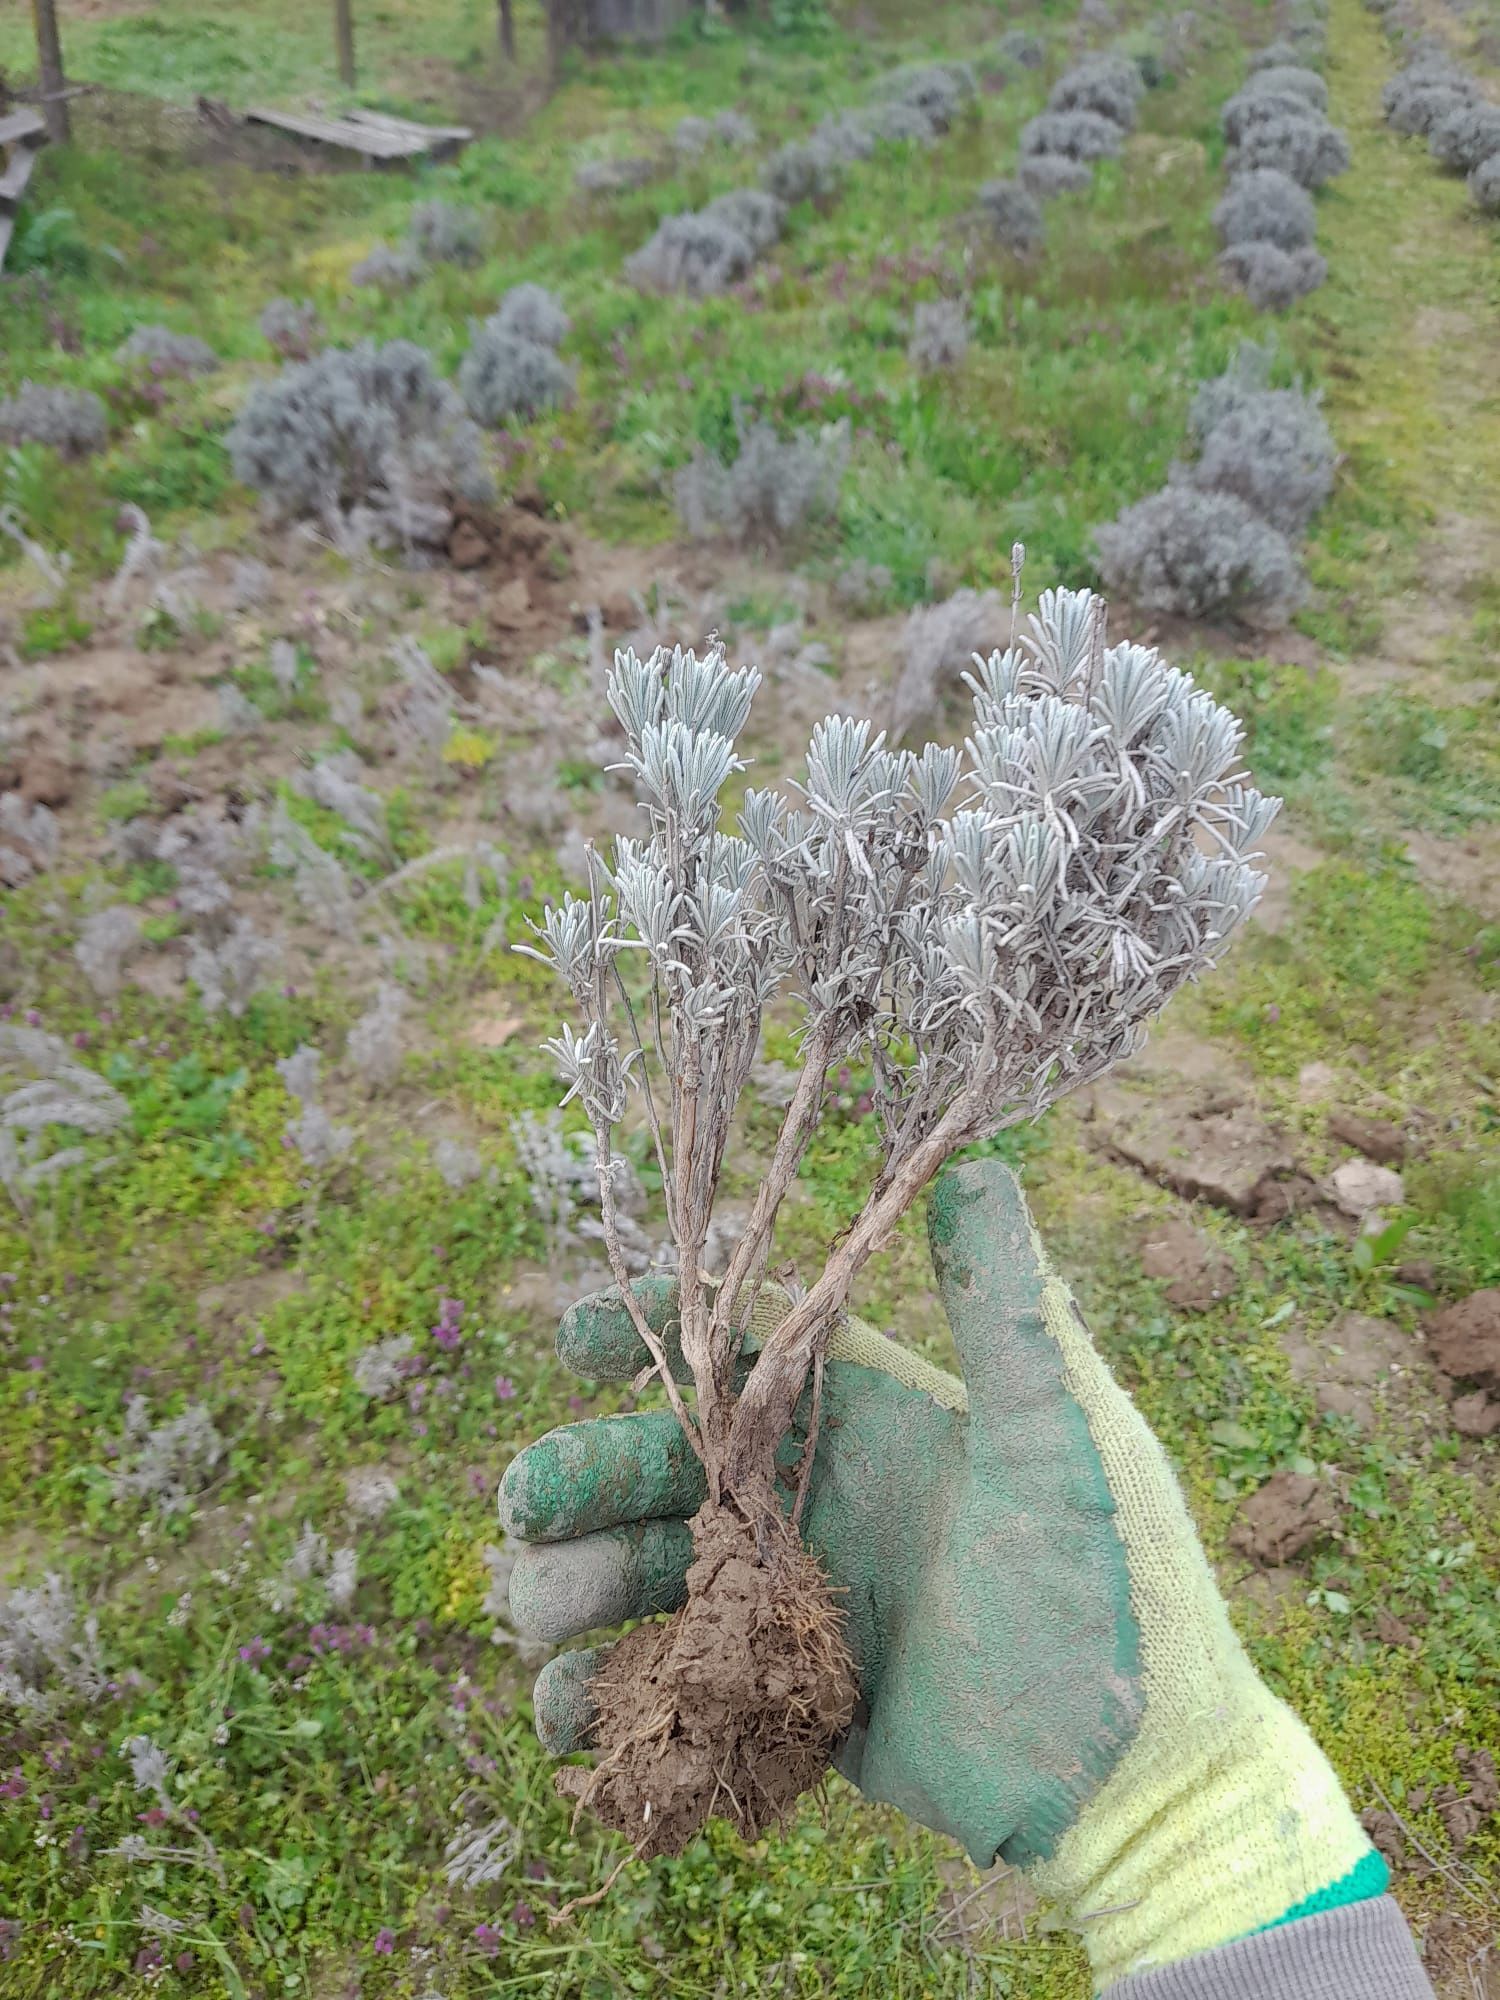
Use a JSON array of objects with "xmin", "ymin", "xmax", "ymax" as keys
[{"xmin": 557, "ymin": 1502, "xmax": 857, "ymax": 1858}]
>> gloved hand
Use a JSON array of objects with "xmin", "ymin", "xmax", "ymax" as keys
[{"xmin": 499, "ymin": 1161, "xmax": 1385, "ymax": 1992}]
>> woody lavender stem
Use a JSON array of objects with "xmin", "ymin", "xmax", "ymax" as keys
[{"xmin": 720, "ymin": 1079, "xmax": 985, "ymax": 1511}]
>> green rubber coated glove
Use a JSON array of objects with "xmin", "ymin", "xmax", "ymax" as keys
[{"xmin": 499, "ymin": 1161, "xmax": 1385, "ymax": 1992}]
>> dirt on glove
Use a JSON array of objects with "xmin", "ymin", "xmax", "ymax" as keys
[{"xmin": 556, "ymin": 1501, "xmax": 857, "ymax": 1860}]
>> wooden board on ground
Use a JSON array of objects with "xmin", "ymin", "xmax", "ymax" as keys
[
  {"xmin": 242, "ymin": 105, "xmax": 472, "ymax": 164},
  {"xmin": 0, "ymin": 106, "xmax": 49, "ymax": 275}
]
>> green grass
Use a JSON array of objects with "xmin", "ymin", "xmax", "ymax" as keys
[{"xmin": 1, "ymin": 0, "xmax": 1498, "ymax": 1992}]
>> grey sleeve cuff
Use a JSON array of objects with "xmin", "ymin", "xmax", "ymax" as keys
[{"xmin": 1102, "ymin": 1898, "xmax": 1435, "ymax": 2000}]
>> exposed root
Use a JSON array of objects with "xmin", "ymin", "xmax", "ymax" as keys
[{"xmin": 556, "ymin": 1500, "xmax": 857, "ymax": 1860}]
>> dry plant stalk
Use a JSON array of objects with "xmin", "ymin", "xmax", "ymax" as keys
[{"xmin": 521, "ymin": 572, "xmax": 1277, "ymax": 1856}]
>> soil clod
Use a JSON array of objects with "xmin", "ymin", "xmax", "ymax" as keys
[{"xmin": 556, "ymin": 1502, "xmax": 857, "ymax": 1860}]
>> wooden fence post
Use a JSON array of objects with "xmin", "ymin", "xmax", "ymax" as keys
[
  {"xmin": 31, "ymin": 0, "xmax": 70, "ymax": 145},
  {"xmin": 333, "ymin": 0, "xmax": 357, "ymax": 88}
]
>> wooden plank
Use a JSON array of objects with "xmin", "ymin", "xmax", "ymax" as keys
[
  {"xmin": 343, "ymin": 108, "xmax": 472, "ymax": 143},
  {"xmin": 0, "ymin": 107, "xmax": 49, "ymax": 148},
  {"xmin": 243, "ymin": 107, "xmax": 424, "ymax": 158},
  {"xmin": 0, "ymin": 145, "xmax": 41, "ymax": 210}
]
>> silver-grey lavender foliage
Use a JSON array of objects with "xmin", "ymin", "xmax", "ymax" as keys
[
  {"xmin": 1471, "ymin": 153, "xmax": 1500, "ymax": 214},
  {"xmin": 0, "ymin": 1573, "xmax": 106, "ymax": 1716},
  {"xmin": 1017, "ymin": 153, "xmax": 1094, "ymax": 197},
  {"xmin": 492, "ymin": 282, "xmax": 571, "ymax": 348},
  {"xmin": 0, "ymin": 383, "xmax": 108, "ymax": 458},
  {"xmin": 228, "ymin": 342, "xmax": 491, "ymax": 552},
  {"xmin": 675, "ymin": 414, "xmax": 849, "ymax": 544},
  {"xmin": 763, "ymin": 138, "xmax": 844, "ymax": 206},
  {"xmin": 259, "ymin": 297, "xmax": 322, "ymax": 361},
  {"xmin": 186, "ymin": 919, "xmax": 281, "ymax": 1018},
  {"xmin": 1047, "ymin": 54, "xmax": 1144, "ymax": 128},
  {"xmin": 277, "ymin": 1045, "xmax": 353, "ymax": 1168},
  {"xmin": 889, "ymin": 587, "xmax": 1003, "ymax": 742},
  {"xmin": 626, "ymin": 212, "xmax": 755, "ymax": 297},
  {"xmin": 350, "ymin": 243, "xmax": 426, "ymax": 290},
  {"xmin": 701, "ymin": 190, "xmax": 785, "ymax": 257},
  {"xmin": 1226, "ymin": 111, "xmax": 1349, "ymax": 188},
  {"xmin": 459, "ymin": 324, "xmax": 574, "ymax": 428},
  {"xmin": 907, "ymin": 299, "xmax": 970, "ymax": 373},
  {"xmin": 117, "ymin": 326, "xmax": 220, "ymax": 376},
  {"xmin": 110, "ymin": 1397, "xmax": 225, "ymax": 1514},
  {"xmin": 1214, "ymin": 167, "xmax": 1317, "ymax": 250},
  {"xmin": 0, "ymin": 1026, "xmax": 130, "ymax": 1205},
  {"xmin": 523, "ymin": 610, "xmax": 1277, "ymax": 1294},
  {"xmin": 977, "ymin": 177, "xmax": 1046, "ymax": 251},
  {"xmin": 1019, "ymin": 109, "xmax": 1125, "ymax": 162},
  {"xmin": 1095, "ymin": 485, "xmax": 1305, "ymax": 625},
  {"xmin": 1186, "ymin": 385, "xmax": 1334, "ymax": 536},
  {"xmin": 875, "ymin": 60, "xmax": 977, "ymax": 134},
  {"xmin": 407, "ymin": 199, "xmax": 485, "ymax": 267},
  {"xmin": 1428, "ymin": 100, "xmax": 1500, "ymax": 174},
  {"xmin": 346, "ymin": 982, "xmax": 407, "ymax": 1089},
  {"xmin": 74, "ymin": 905, "xmax": 144, "ymax": 998},
  {"xmin": 295, "ymin": 754, "xmax": 396, "ymax": 869},
  {"xmin": 0, "ymin": 794, "xmax": 58, "ymax": 886},
  {"xmin": 1218, "ymin": 240, "xmax": 1327, "ymax": 312}
]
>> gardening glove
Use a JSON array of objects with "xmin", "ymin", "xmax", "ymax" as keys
[{"xmin": 499, "ymin": 1160, "xmax": 1404, "ymax": 1994}]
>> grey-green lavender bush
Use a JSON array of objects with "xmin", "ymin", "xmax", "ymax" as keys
[
  {"xmin": 977, "ymin": 177, "xmax": 1046, "ymax": 250},
  {"xmin": 407, "ymin": 199, "xmax": 485, "ymax": 266},
  {"xmin": 1095, "ymin": 485, "xmax": 1305, "ymax": 625},
  {"xmin": 1019, "ymin": 109, "xmax": 1125, "ymax": 162},
  {"xmin": 888, "ymin": 587, "xmax": 1003, "ymax": 741},
  {"xmin": 1249, "ymin": 37, "xmax": 1305, "ymax": 71},
  {"xmin": 1187, "ymin": 385, "xmax": 1335, "ymax": 536},
  {"xmin": 701, "ymin": 189, "xmax": 785, "ymax": 257},
  {"xmin": 0, "ymin": 382, "xmax": 108, "ymax": 458},
  {"xmin": 0, "ymin": 1573, "xmax": 105, "ymax": 1717},
  {"xmin": 1047, "ymin": 54, "xmax": 1144, "ymax": 128},
  {"xmin": 1017, "ymin": 152, "xmax": 1094, "ymax": 197},
  {"xmin": 74, "ymin": 906, "xmax": 144, "ymax": 998},
  {"xmin": 626, "ymin": 211, "xmax": 755, "ymax": 296},
  {"xmin": 995, "ymin": 29, "xmax": 1044, "ymax": 69},
  {"xmin": 351, "ymin": 242, "xmax": 426, "ymax": 289},
  {"xmin": 1471, "ymin": 152, "xmax": 1500, "ymax": 213},
  {"xmin": 109, "ymin": 1397, "xmax": 225, "ymax": 1514},
  {"xmin": 1428, "ymin": 101, "xmax": 1500, "ymax": 174},
  {"xmin": 676, "ymin": 415, "xmax": 849, "ymax": 544},
  {"xmin": 1383, "ymin": 56, "xmax": 1479, "ymax": 137},
  {"xmin": 259, "ymin": 296, "xmax": 322, "ymax": 361},
  {"xmin": 227, "ymin": 341, "xmax": 492, "ymax": 550},
  {"xmin": 117, "ymin": 325, "xmax": 220, "ymax": 376},
  {"xmin": 1238, "ymin": 63, "xmax": 1329, "ymax": 111},
  {"xmin": 907, "ymin": 299, "xmax": 970, "ymax": 372},
  {"xmin": 0, "ymin": 1026, "xmax": 131, "ymax": 1208},
  {"xmin": 459, "ymin": 323, "xmax": 575, "ymax": 427},
  {"xmin": 763, "ymin": 137, "xmax": 844, "ymax": 205},
  {"xmin": 1221, "ymin": 86, "xmax": 1325, "ymax": 146},
  {"xmin": 1219, "ymin": 241, "xmax": 1327, "ymax": 311},
  {"xmin": 1214, "ymin": 167, "xmax": 1318, "ymax": 250},
  {"xmin": 492, "ymin": 282, "xmax": 571, "ymax": 348},
  {"xmin": 1227, "ymin": 111, "xmax": 1350, "ymax": 187},
  {"xmin": 875, "ymin": 60, "xmax": 977, "ymax": 132}
]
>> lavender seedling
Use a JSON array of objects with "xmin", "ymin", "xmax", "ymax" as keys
[
  {"xmin": 520, "ymin": 588, "xmax": 1277, "ymax": 1859},
  {"xmin": 0, "ymin": 1572, "xmax": 106, "ymax": 1716}
]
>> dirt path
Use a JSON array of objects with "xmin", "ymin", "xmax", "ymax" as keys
[{"xmin": 1318, "ymin": 0, "xmax": 1500, "ymax": 671}]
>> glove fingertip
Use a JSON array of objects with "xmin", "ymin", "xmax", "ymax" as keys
[
  {"xmin": 533, "ymin": 1647, "xmax": 607, "ymax": 1756},
  {"xmin": 557, "ymin": 1273, "xmax": 680, "ymax": 1380}
]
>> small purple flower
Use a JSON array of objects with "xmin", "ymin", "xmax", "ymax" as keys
[
  {"xmin": 0, "ymin": 1770, "xmax": 26, "ymax": 1800},
  {"xmin": 0, "ymin": 1917, "xmax": 19, "ymax": 1961},
  {"xmin": 373, "ymin": 1927, "xmax": 395, "ymax": 1955},
  {"xmin": 432, "ymin": 1294, "xmax": 464, "ymax": 1350},
  {"xmin": 494, "ymin": 1375, "xmax": 516, "ymax": 1402},
  {"xmin": 238, "ymin": 1637, "xmax": 271, "ymax": 1664},
  {"xmin": 513, "ymin": 1901, "xmax": 535, "ymax": 1928},
  {"xmin": 473, "ymin": 1923, "xmax": 502, "ymax": 1956}
]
